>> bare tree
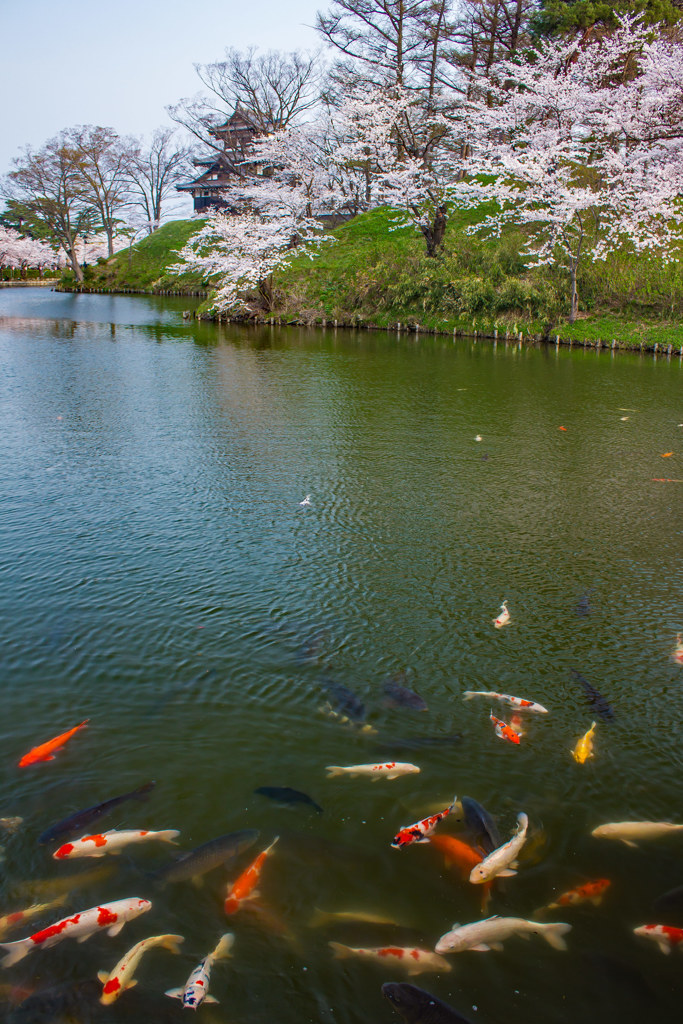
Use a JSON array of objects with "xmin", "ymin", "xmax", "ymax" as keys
[
  {"xmin": 68, "ymin": 126, "xmax": 134, "ymax": 256},
  {"xmin": 128, "ymin": 128, "xmax": 193, "ymax": 231},
  {"xmin": 2, "ymin": 134, "xmax": 91, "ymax": 282},
  {"xmin": 316, "ymin": 0, "xmax": 438, "ymax": 87},
  {"xmin": 168, "ymin": 48, "xmax": 322, "ymax": 159},
  {"xmin": 448, "ymin": 0, "xmax": 535, "ymax": 83}
]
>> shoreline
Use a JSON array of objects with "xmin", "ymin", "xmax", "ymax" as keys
[{"xmin": 0, "ymin": 280, "xmax": 57, "ymax": 288}]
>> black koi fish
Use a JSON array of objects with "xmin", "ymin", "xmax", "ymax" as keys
[
  {"xmin": 570, "ymin": 668, "xmax": 615, "ymax": 721},
  {"xmin": 382, "ymin": 672, "xmax": 428, "ymax": 712},
  {"xmin": 156, "ymin": 829, "xmax": 259, "ymax": 884},
  {"xmin": 460, "ymin": 795, "xmax": 501, "ymax": 855},
  {"xmin": 38, "ymin": 781, "xmax": 156, "ymax": 845},
  {"xmin": 382, "ymin": 982, "xmax": 474, "ymax": 1024},
  {"xmin": 320, "ymin": 679, "xmax": 368, "ymax": 726},
  {"xmin": 255, "ymin": 786, "xmax": 323, "ymax": 814}
]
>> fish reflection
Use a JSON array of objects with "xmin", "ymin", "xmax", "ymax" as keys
[{"xmin": 382, "ymin": 982, "xmax": 473, "ymax": 1024}]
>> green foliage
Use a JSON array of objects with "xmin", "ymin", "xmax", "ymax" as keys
[{"xmin": 531, "ymin": 0, "xmax": 683, "ymax": 37}]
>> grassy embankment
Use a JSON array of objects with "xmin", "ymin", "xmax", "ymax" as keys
[{"xmin": 64, "ymin": 210, "xmax": 683, "ymax": 349}]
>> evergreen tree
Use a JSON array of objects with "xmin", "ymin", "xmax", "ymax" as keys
[{"xmin": 532, "ymin": 0, "xmax": 683, "ymax": 37}]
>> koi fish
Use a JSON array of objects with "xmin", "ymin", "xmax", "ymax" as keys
[
  {"xmin": 463, "ymin": 691, "xmax": 548, "ymax": 714},
  {"xmin": 469, "ymin": 812, "xmax": 529, "ymax": 884},
  {"xmin": 570, "ymin": 669, "xmax": 614, "ymax": 721},
  {"xmin": 0, "ymin": 896, "xmax": 67, "ymax": 939},
  {"xmin": 672, "ymin": 634, "xmax": 683, "ymax": 665},
  {"xmin": 391, "ymin": 795, "xmax": 458, "ymax": 849},
  {"xmin": 53, "ymin": 828, "xmax": 180, "ymax": 859},
  {"xmin": 0, "ymin": 897, "xmax": 151, "ymax": 967},
  {"xmin": 18, "ymin": 720, "xmax": 89, "ymax": 767},
  {"xmin": 435, "ymin": 915, "xmax": 571, "ymax": 954},
  {"xmin": 591, "ymin": 821, "xmax": 683, "ymax": 847},
  {"xmin": 489, "ymin": 712, "xmax": 520, "ymax": 745},
  {"xmin": 634, "ymin": 923, "xmax": 683, "ymax": 954},
  {"xmin": 156, "ymin": 829, "xmax": 259, "ymax": 884},
  {"xmin": 460, "ymin": 796, "xmax": 501, "ymax": 854},
  {"xmin": 510, "ymin": 714, "xmax": 524, "ymax": 737},
  {"xmin": 382, "ymin": 674, "xmax": 428, "ymax": 712},
  {"xmin": 254, "ymin": 786, "xmax": 323, "ymax": 815},
  {"xmin": 428, "ymin": 835, "xmax": 492, "ymax": 910},
  {"xmin": 98, "ymin": 933, "xmax": 183, "ymax": 1005},
  {"xmin": 326, "ymin": 762, "xmax": 420, "ymax": 780},
  {"xmin": 493, "ymin": 601, "xmax": 510, "ymax": 628},
  {"xmin": 544, "ymin": 879, "xmax": 611, "ymax": 910},
  {"xmin": 165, "ymin": 932, "xmax": 233, "ymax": 1008},
  {"xmin": 382, "ymin": 982, "xmax": 473, "ymax": 1024},
  {"xmin": 320, "ymin": 680, "xmax": 374, "ymax": 732},
  {"xmin": 329, "ymin": 942, "xmax": 451, "ymax": 976},
  {"xmin": 0, "ymin": 818, "xmax": 23, "ymax": 835},
  {"xmin": 309, "ymin": 909, "xmax": 403, "ymax": 928},
  {"xmin": 571, "ymin": 722, "xmax": 596, "ymax": 764},
  {"xmin": 12, "ymin": 864, "xmax": 115, "ymax": 900},
  {"xmin": 224, "ymin": 837, "xmax": 278, "ymax": 914},
  {"xmin": 39, "ymin": 781, "xmax": 156, "ymax": 845}
]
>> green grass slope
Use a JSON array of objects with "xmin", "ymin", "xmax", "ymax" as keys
[{"xmin": 60, "ymin": 219, "xmax": 207, "ymax": 293}]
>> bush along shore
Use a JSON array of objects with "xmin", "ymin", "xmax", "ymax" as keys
[{"xmin": 58, "ymin": 212, "xmax": 683, "ymax": 355}]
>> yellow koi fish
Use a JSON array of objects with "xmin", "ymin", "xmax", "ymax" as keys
[{"xmin": 572, "ymin": 722, "xmax": 597, "ymax": 764}]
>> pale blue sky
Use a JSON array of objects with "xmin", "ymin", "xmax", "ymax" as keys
[{"xmin": 1, "ymin": 0, "xmax": 323, "ymax": 205}]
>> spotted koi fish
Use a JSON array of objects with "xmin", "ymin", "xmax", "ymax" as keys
[
  {"xmin": 224, "ymin": 838, "xmax": 278, "ymax": 915},
  {"xmin": 53, "ymin": 829, "xmax": 180, "ymax": 860},
  {"xmin": 493, "ymin": 601, "xmax": 510, "ymax": 628},
  {"xmin": 18, "ymin": 720, "xmax": 89, "ymax": 767},
  {"xmin": 99, "ymin": 933, "xmax": 183, "ymax": 1005},
  {"xmin": 165, "ymin": 932, "xmax": 233, "ymax": 1008},
  {"xmin": 463, "ymin": 691, "xmax": 548, "ymax": 714},
  {"xmin": 0, "ymin": 898, "xmax": 151, "ymax": 967},
  {"xmin": 489, "ymin": 712, "xmax": 520, "ymax": 745},
  {"xmin": 0, "ymin": 896, "xmax": 67, "ymax": 939},
  {"xmin": 326, "ymin": 762, "xmax": 420, "ymax": 780},
  {"xmin": 634, "ymin": 923, "xmax": 683, "ymax": 954},
  {"xmin": 329, "ymin": 942, "xmax": 451, "ymax": 976},
  {"xmin": 391, "ymin": 795, "xmax": 458, "ymax": 849}
]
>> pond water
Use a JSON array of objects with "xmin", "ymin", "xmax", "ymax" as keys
[{"xmin": 0, "ymin": 288, "xmax": 682, "ymax": 1024}]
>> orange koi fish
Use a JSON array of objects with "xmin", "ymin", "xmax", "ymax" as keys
[
  {"xmin": 429, "ymin": 834, "xmax": 493, "ymax": 909},
  {"xmin": 19, "ymin": 720, "xmax": 89, "ymax": 767},
  {"xmin": 489, "ymin": 712, "xmax": 520, "ymax": 745},
  {"xmin": 672, "ymin": 634, "xmax": 683, "ymax": 665},
  {"xmin": 546, "ymin": 879, "xmax": 611, "ymax": 910},
  {"xmin": 224, "ymin": 837, "xmax": 278, "ymax": 915}
]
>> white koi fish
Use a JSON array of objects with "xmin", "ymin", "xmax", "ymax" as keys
[
  {"xmin": 493, "ymin": 601, "xmax": 510, "ymax": 628},
  {"xmin": 53, "ymin": 828, "xmax": 180, "ymax": 859},
  {"xmin": 591, "ymin": 821, "xmax": 683, "ymax": 847},
  {"xmin": 99, "ymin": 933, "xmax": 183, "ymax": 1005},
  {"xmin": 0, "ymin": 897, "xmax": 151, "ymax": 967},
  {"xmin": 634, "ymin": 923, "xmax": 683, "ymax": 954},
  {"xmin": 435, "ymin": 915, "xmax": 571, "ymax": 954},
  {"xmin": 470, "ymin": 813, "xmax": 529, "ymax": 884},
  {"xmin": 0, "ymin": 896, "xmax": 67, "ymax": 939},
  {"xmin": 325, "ymin": 762, "xmax": 420, "ymax": 780},
  {"xmin": 329, "ymin": 941, "xmax": 451, "ymax": 976},
  {"xmin": 391, "ymin": 795, "xmax": 458, "ymax": 849},
  {"xmin": 463, "ymin": 691, "xmax": 548, "ymax": 714},
  {"xmin": 165, "ymin": 932, "xmax": 233, "ymax": 1008}
]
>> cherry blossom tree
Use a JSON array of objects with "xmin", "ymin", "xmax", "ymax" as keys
[
  {"xmin": 464, "ymin": 16, "xmax": 683, "ymax": 321},
  {"xmin": 0, "ymin": 225, "xmax": 59, "ymax": 278}
]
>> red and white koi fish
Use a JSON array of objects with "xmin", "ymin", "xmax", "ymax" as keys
[
  {"xmin": 391, "ymin": 795, "xmax": 458, "ymax": 849},
  {"xmin": 329, "ymin": 942, "xmax": 451, "ymax": 976},
  {"xmin": 18, "ymin": 720, "xmax": 89, "ymax": 767},
  {"xmin": 493, "ymin": 601, "xmax": 510, "ymax": 629},
  {"xmin": 672, "ymin": 634, "xmax": 683, "ymax": 665},
  {"xmin": 0, "ymin": 897, "xmax": 151, "ymax": 967},
  {"xmin": 165, "ymin": 932, "xmax": 233, "ymax": 1008},
  {"xmin": 99, "ymin": 933, "xmax": 183, "ymax": 1005},
  {"xmin": 489, "ymin": 712, "xmax": 520, "ymax": 745},
  {"xmin": 463, "ymin": 691, "xmax": 548, "ymax": 714},
  {"xmin": 224, "ymin": 837, "xmax": 278, "ymax": 915},
  {"xmin": 53, "ymin": 829, "xmax": 180, "ymax": 859},
  {"xmin": 326, "ymin": 762, "xmax": 420, "ymax": 780},
  {"xmin": 0, "ymin": 896, "xmax": 67, "ymax": 939},
  {"xmin": 634, "ymin": 923, "xmax": 683, "ymax": 954}
]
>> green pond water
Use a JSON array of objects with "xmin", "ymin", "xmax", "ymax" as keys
[{"xmin": 0, "ymin": 288, "xmax": 682, "ymax": 1024}]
